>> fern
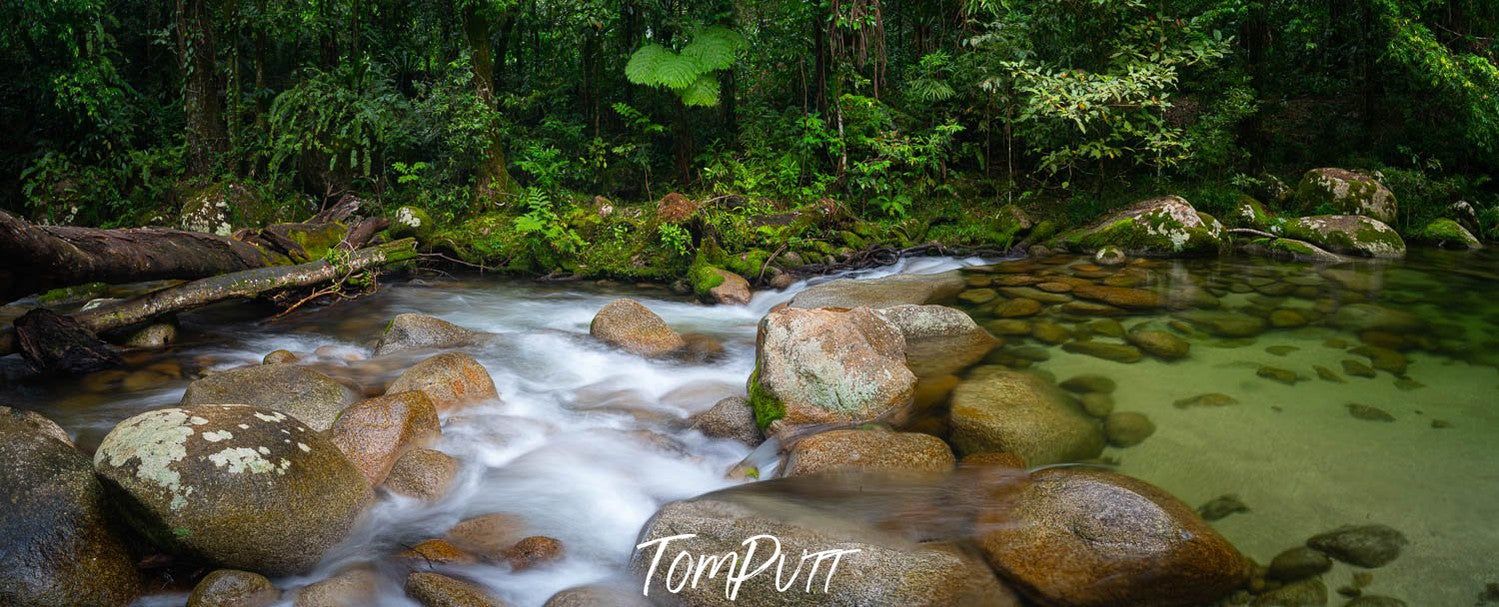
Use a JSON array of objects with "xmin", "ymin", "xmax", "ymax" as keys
[
  {"xmin": 680, "ymin": 26, "xmax": 746, "ymax": 72},
  {"xmin": 679, "ymin": 74, "xmax": 721, "ymax": 107},
  {"xmin": 625, "ymin": 44, "xmax": 674, "ymax": 86},
  {"xmin": 623, "ymin": 26, "xmax": 744, "ymax": 107}
]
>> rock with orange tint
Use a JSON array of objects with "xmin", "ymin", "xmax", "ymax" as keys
[
  {"xmin": 397, "ymin": 539, "xmax": 477, "ymax": 566},
  {"xmin": 330, "ymin": 391, "xmax": 441, "ymax": 485},
  {"xmin": 875, "ymin": 304, "xmax": 997, "ymax": 378},
  {"xmin": 500, "ymin": 536, "xmax": 564, "ymax": 571},
  {"xmin": 783, "ymin": 429, "xmax": 955, "ymax": 477},
  {"xmin": 387, "ymin": 353, "xmax": 498, "ymax": 413},
  {"xmin": 961, "ymin": 452, "xmax": 1026, "ymax": 469},
  {"xmin": 949, "ymin": 370, "xmax": 1103, "ymax": 466},
  {"xmin": 383, "ymin": 448, "xmax": 460, "ymax": 502},
  {"xmin": 404, "ymin": 572, "xmax": 505, "ymax": 607},
  {"xmin": 977, "ymin": 468, "xmax": 1251, "ymax": 607},
  {"xmin": 444, "ymin": 513, "xmax": 530, "ymax": 560}
]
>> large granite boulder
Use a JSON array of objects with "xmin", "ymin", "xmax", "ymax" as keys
[
  {"xmin": 1064, "ymin": 196, "xmax": 1227, "ymax": 257},
  {"xmin": 1294, "ymin": 168, "xmax": 1397, "ymax": 224},
  {"xmin": 787, "ymin": 271, "xmax": 966, "ymax": 309},
  {"xmin": 1282, "ymin": 215, "xmax": 1406, "ymax": 259},
  {"xmin": 630, "ymin": 490, "xmax": 1020, "ymax": 606},
  {"xmin": 329, "ymin": 391, "xmax": 442, "ymax": 485},
  {"xmin": 387, "ymin": 352, "xmax": 499, "ymax": 413},
  {"xmin": 374, "ymin": 313, "xmax": 481, "ymax": 356},
  {"xmin": 977, "ymin": 468, "xmax": 1251, "ymax": 607},
  {"xmin": 750, "ymin": 307, "xmax": 915, "ymax": 430},
  {"xmin": 590, "ymin": 299, "xmax": 687, "ymax": 357},
  {"xmin": 94, "ymin": 405, "xmax": 373, "ymax": 576},
  {"xmin": 181, "ymin": 364, "xmax": 359, "ymax": 431},
  {"xmin": 874, "ymin": 305, "xmax": 997, "ymax": 378},
  {"xmin": 949, "ymin": 370, "xmax": 1104, "ymax": 466},
  {"xmin": 1, "ymin": 409, "xmax": 142, "ymax": 607}
]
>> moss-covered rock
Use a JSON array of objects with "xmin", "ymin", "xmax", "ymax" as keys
[
  {"xmin": 1231, "ymin": 195, "xmax": 1280, "ymax": 230},
  {"xmin": 2, "ymin": 408, "xmax": 142, "ymax": 607},
  {"xmin": 1411, "ymin": 218, "xmax": 1481, "ymax": 249},
  {"xmin": 93, "ymin": 405, "xmax": 372, "ymax": 576},
  {"xmin": 388, "ymin": 206, "xmax": 435, "ymax": 242},
  {"xmin": 1063, "ymin": 195, "xmax": 1227, "ymax": 257},
  {"xmin": 1294, "ymin": 168, "xmax": 1397, "ymax": 224},
  {"xmin": 1282, "ymin": 215, "xmax": 1406, "ymax": 259}
]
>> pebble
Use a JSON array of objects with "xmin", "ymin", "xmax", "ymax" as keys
[
  {"xmin": 1346, "ymin": 403, "xmax": 1395, "ymax": 422},
  {"xmin": 1251, "ymin": 577, "xmax": 1327, "ymax": 606},
  {"xmin": 1431, "ymin": 419, "xmax": 1452, "ymax": 429},
  {"xmin": 1080, "ymin": 393, "xmax": 1114, "ymax": 418},
  {"xmin": 1314, "ymin": 366, "xmax": 1345, "ymax": 383},
  {"xmin": 1174, "ymin": 393, "xmax": 1239, "ymax": 409},
  {"xmin": 1197, "ymin": 494, "xmax": 1250, "ymax": 521},
  {"xmin": 1265, "ymin": 345, "xmax": 1300, "ymax": 356},
  {"xmin": 1062, "ymin": 340, "xmax": 1144, "ymax": 363},
  {"xmin": 1257, "ymin": 366, "xmax": 1302, "ymax": 385}
]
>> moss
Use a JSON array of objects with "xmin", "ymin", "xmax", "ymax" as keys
[
  {"xmin": 38, "ymin": 282, "xmax": 109, "ymax": 305},
  {"xmin": 388, "ymin": 206, "xmax": 434, "ymax": 242},
  {"xmin": 747, "ymin": 367, "xmax": 784, "ymax": 431},
  {"xmin": 284, "ymin": 223, "xmax": 347, "ymax": 262},
  {"xmin": 687, "ymin": 253, "xmax": 726, "ymax": 299},
  {"xmin": 1413, "ymin": 218, "xmax": 1480, "ymax": 248}
]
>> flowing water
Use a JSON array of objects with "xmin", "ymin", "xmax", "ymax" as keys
[{"xmin": 3, "ymin": 251, "xmax": 1498, "ymax": 605}]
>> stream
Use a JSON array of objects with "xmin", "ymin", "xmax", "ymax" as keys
[{"xmin": 3, "ymin": 251, "xmax": 1497, "ymax": 606}]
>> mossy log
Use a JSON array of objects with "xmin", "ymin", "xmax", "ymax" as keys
[{"xmin": 3, "ymin": 239, "xmax": 417, "ymax": 371}]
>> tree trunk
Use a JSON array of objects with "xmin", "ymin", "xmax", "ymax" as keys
[
  {"xmin": 461, "ymin": 2, "xmax": 518, "ymax": 201},
  {"xmin": 176, "ymin": 0, "xmax": 227, "ymax": 177}
]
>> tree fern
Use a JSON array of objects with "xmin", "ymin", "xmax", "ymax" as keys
[
  {"xmin": 625, "ymin": 44, "xmax": 674, "ymax": 86},
  {"xmin": 623, "ymin": 26, "xmax": 744, "ymax": 107},
  {"xmin": 680, "ymin": 26, "xmax": 746, "ymax": 72},
  {"xmin": 679, "ymin": 74, "xmax": 721, "ymax": 107}
]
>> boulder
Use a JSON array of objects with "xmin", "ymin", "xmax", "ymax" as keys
[
  {"xmin": 1282, "ymin": 215, "xmax": 1405, "ymax": 259},
  {"xmin": 707, "ymin": 268, "xmax": 753, "ymax": 305},
  {"xmin": 977, "ymin": 468, "xmax": 1251, "ymax": 607},
  {"xmin": 387, "ymin": 352, "xmax": 499, "ymax": 413},
  {"xmin": 330, "ymin": 391, "xmax": 442, "ymax": 485},
  {"xmin": 949, "ymin": 370, "xmax": 1104, "ymax": 465},
  {"xmin": 543, "ymin": 583, "xmax": 651, "ymax": 607},
  {"xmin": 405, "ymin": 572, "xmax": 506, "ymax": 607},
  {"xmin": 187, "ymin": 569, "xmax": 280, "ymax": 607},
  {"xmin": 1, "ymin": 410, "xmax": 141, "ymax": 607},
  {"xmin": 1064, "ymin": 196, "xmax": 1227, "ymax": 257},
  {"xmin": 444, "ymin": 513, "xmax": 529, "ymax": 560},
  {"xmin": 383, "ymin": 447, "xmax": 460, "ymax": 502},
  {"xmin": 388, "ymin": 206, "xmax": 435, "ymax": 241},
  {"xmin": 181, "ymin": 364, "xmax": 359, "ymax": 432},
  {"xmin": 751, "ymin": 307, "xmax": 915, "ymax": 429},
  {"xmin": 93, "ymin": 405, "xmax": 372, "ymax": 576},
  {"xmin": 293, "ymin": 567, "xmax": 378, "ymax": 607},
  {"xmin": 787, "ymin": 270, "xmax": 966, "ymax": 309},
  {"xmin": 589, "ymin": 299, "xmax": 687, "ymax": 357},
  {"xmin": 631, "ymin": 494, "xmax": 1020, "ymax": 606},
  {"xmin": 1411, "ymin": 218, "xmax": 1482, "ymax": 249},
  {"xmin": 1294, "ymin": 168, "xmax": 1397, "ymax": 223},
  {"xmin": 783, "ymin": 429, "xmax": 956, "ymax": 477},
  {"xmin": 689, "ymin": 397, "xmax": 761, "ymax": 446},
  {"xmin": 374, "ymin": 313, "xmax": 479, "ymax": 356},
  {"xmin": 875, "ymin": 304, "xmax": 998, "ymax": 377}
]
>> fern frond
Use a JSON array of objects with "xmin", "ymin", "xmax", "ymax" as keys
[
  {"xmin": 655, "ymin": 53, "xmax": 705, "ymax": 89},
  {"xmin": 681, "ymin": 26, "xmax": 746, "ymax": 72},
  {"xmin": 625, "ymin": 44, "xmax": 674, "ymax": 86},
  {"xmin": 679, "ymin": 74, "xmax": 721, "ymax": 107}
]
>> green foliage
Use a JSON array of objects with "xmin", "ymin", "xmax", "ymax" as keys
[
  {"xmin": 657, "ymin": 223, "xmax": 693, "ymax": 257},
  {"xmin": 624, "ymin": 26, "xmax": 746, "ymax": 107},
  {"xmin": 266, "ymin": 63, "xmax": 409, "ymax": 191}
]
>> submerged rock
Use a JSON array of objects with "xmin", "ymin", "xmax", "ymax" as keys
[
  {"xmin": 444, "ymin": 513, "xmax": 529, "ymax": 560},
  {"xmin": 589, "ymin": 299, "xmax": 687, "ymax": 357},
  {"xmin": 387, "ymin": 352, "xmax": 499, "ymax": 413},
  {"xmin": 1175, "ymin": 393, "xmax": 1239, "ymax": 409},
  {"xmin": 1306, "ymin": 524, "xmax": 1407, "ymax": 568},
  {"xmin": 1125, "ymin": 330, "xmax": 1191, "ymax": 360},
  {"xmin": 1059, "ymin": 374, "xmax": 1116, "ymax": 394},
  {"xmin": 1064, "ymin": 195, "xmax": 1227, "ymax": 257},
  {"xmin": 1104, "ymin": 411, "xmax": 1156, "ymax": 447},
  {"xmin": 500, "ymin": 535, "xmax": 565, "ymax": 571},
  {"xmin": 783, "ymin": 429, "xmax": 955, "ymax": 477},
  {"xmin": 1177, "ymin": 309, "xmax": 1268, "ymax": 337},
  {"xmin": 1197, "ymin": 494, "xmax": 1250, "ymax": 521},
  {"xmin": 875, "ymin": 304, "xmax": 997, "ymax": 377},
  {"xmin": 330, "ymin": 391, "xmax": 442, "ymax": 485},
  {"xmin": 1251, "ymin": 577, "xmax": 1328, "ymax": 606},
  {"xmin": 1330, "ymin": 303, "xmax": 1426, "ymax": 334},
  {"xmin": 1267, "ymin": 546, "xmax": 1333, "ymax": 583},
  {"xmin": 374, "ymin": 313, "xmax": 480, "ymax": 356},
  {"xmin": 631, "ymin": 493, "xmax": 1019, "ymax": 606},
  {"xmin": 787, "ymin": 270, "xmax": 966, "ymax": 309},
  {"xmin": 1283, "ymin": 215, "xmax": 1406, "ymax": 259},
  {"xmin": 181, "ymin": 364, "xmax": 360, "ymax": 432},
  {"xmin": 1346, "ymin": 403, "xmax": 1395, "ymax": 422},
  {"xmin": 978, "ymin": 468, "xmax": 1251, "ymax": 607},
  {"xmin": 1062, "ymin": 340, "xmax": 1145, "ymax": 363},
  {"xmin": 1294, "ymin": 168, "xmax": 1397, "ymax": 224},
  {"xmin": 949, "ymin": 370, "xmax": 1104, "ymax": 465},
  {"xmin": 405, "ymin": 572, "xmax": 506, "ymax": 607},
  {"xmin": 542, "ymin": 583, "xmax": 650, "ymax": 607},
  {"xmin": 187, "ymin": 569, "xmax": 280, "ymax": 607},
  {"xmin": 751, "ymin": 306, "xmax": 915, "ymax": 429},
  {"xmin": 93, "ymin": 405, "xmax": 372, "ymax": 576},
  {"xmin": 1, "ymin": 409, "xmax": 142, "ymax": 607},
  {"xmin": 293, "ymin": 567, "xmax": 378, "ymax": 607}
]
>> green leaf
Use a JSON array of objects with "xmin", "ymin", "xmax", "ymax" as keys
[
  {"xmin": 625, "ymin": 44, "xmax": 674, "ymax": 86},
  {"xmin": 655, "ymin": 53, "xmax": 704, "ymax": 89},
  {"xmin": 681, "ymin": 26, "xmax": 746, "ymax": 72},
  {"xmin": 679, "ymin": 74, "xmax": 721, "ymax": 107}
]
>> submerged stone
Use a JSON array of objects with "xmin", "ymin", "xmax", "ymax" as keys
[
  {"xmin": 1174, "ymin": 393, "xmax": 1239, "ymax": 409},
  {"xmin": 1306, "ymin": 524, "xmax": 1408, "ymax": 568},
  {"xmin": 1063, "ymin": 340, "xmax": 1145, "ymax": 363},
  {"xmin": 950, "ymin": 370, "xmax": 1104, "ymax": 465},
  {"xmin": 1197, "ymin": 494, "xmax": 1250, "ymax": 521},
  {"xmin": 1346, "ymin": 403, "xmax": 1395, "ymax": 422}
]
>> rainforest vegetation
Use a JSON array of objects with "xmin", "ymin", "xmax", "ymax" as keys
[{"xmin": 3, "ymin": 0, "xmax": 1497, "ymax": 280}]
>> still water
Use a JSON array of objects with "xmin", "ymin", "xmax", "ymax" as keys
[{"xmin": 3, "ymin": 251, "xmax": 1496, "ymax": 605}]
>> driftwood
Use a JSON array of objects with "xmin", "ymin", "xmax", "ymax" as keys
[
  {"xmin": 0, "ymin": 196, "xmax": 374, "ymax": 303},
  {"xmin": 3, "ymin": 238, "xmax": 417, "ymax": 371}
]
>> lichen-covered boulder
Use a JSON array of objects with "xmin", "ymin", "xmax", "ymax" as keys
[
  {"xmin": 750, "ymin": 307, "xmax": 915, "ymax": 430},
  {"xmin": 1064, "ymin": 196, "xmax": 1227, "ymax": 257},
  {"xmin": 977, "ymin": 468, "xmax": 1251, "ymax": 607},
  {"xmin": 875, "ymin": 304, "xmax": 997, "ymax": 378},
  {"xmin": 783, "ymin": 429, "xmax": 955, "ymax": 477},
  {"xmin": 1282, "ymin": 215, "xmax": 1406, "ymax": 259},
  {"xmin": 330, "ymin": 391, "xmax": 441, "ymax": 486},
  {"xmin": 1411, "ymin": 218, "xmax": 1481, "ymax": 249},
  {"xmin": 1, "ymin": 409, "xmax": 142, "ymax": 607},
  {"xmin": 631, "ymin": 492, "xmax": 1021, "ymax": 607},
  {"xmin": 93, "ymin": 405, "xmax": 373, "ymax": 576},
  {"xmin": 388, "ymin": 206, "xmax": 434, "ymax": 242},
  {"xmin": 387, "ymin": 352, "xmax": 498, "ymax": 413},
  {"xmin": 949, "ymin": 370, "xmax": 1104, "ymax": 466},
  {"xmin": 1231, "ymin": 196, "xmax": 1279, "ymax": 230},
  {"xmin": 787, "ymin": 270, "xmax": 966, "ymax": 309},
  {"xmin": 1294, "ymin": 168, "xmax": 1397, "ymax": 223},
  {"xmin": 374, "ymin": 313, "xmax": 480, "ymax": 356},
  {"xmin": 181, "ymin": 364, "xmax": 359, "ymax": 431},
  {"xmin": 589, "ymin": 299, "xmax": 687, "ymax": 357}
]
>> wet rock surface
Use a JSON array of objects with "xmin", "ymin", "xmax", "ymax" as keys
[{"xmin": 181, "ymin": 364, "xmax": 360, "ymax": 431}]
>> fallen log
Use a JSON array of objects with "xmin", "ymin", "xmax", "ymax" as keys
[
  {"xmin": 1, "ymin": 196, "xmax": 374, "ymax": 303},
  {"xmin": 3, "ymin": 238, "xmax": 417, "ymax": 371}
]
